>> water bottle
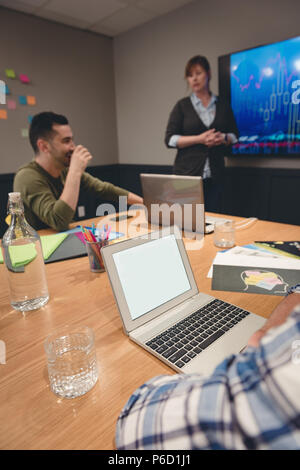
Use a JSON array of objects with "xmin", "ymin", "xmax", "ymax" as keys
[{"xmin": 1, "ymin": 192, "xmax": 49, "ymax": 311}]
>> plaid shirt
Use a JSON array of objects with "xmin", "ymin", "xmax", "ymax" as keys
[{"xmin": 116, "ymin": 306, "xmax": 300, "ymax": 450}]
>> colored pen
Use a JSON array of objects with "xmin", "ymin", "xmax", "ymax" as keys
[
  {"xmin": 80, "ymin": 225, "xmax": 89, "ymax": 241},
  {"xmin": 106, "ymin": 227, "xmax": 111, "ymax": 240}
]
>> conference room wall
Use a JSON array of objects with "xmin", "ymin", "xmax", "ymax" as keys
[
  {"xmin": 0, "ymin": 6, "xmax": 118, "ymax": 174},
  {"xmin": 114, "ymin": 0, "xmax": 300, "ymax": 170}
]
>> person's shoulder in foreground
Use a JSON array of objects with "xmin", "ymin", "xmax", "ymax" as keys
[{"xmin": 116, "ymin": 299, "xmax": 300, "ymax": 450}]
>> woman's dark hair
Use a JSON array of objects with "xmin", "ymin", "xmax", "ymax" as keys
[
  {"xmin": 29, "ymin": 111, "xmax": 69, "ymax": 154},
  {"xmin": 184, "ymin": 55, "xmax": 211, "ymax": 78}
]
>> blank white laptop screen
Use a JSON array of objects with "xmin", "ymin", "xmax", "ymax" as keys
[{"xmin": 112, "ymin": 234, "xmax": 191, "ymax": 320}]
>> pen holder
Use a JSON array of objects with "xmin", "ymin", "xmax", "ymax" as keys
[{"xmin": 85, "ymin": 239, "xmax": 109, "ymax": 273}]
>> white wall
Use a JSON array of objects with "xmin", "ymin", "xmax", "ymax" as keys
[
  {"xmin": 0, "ymin": 7, "xmax": 118, "ymax": 173},
  {"xmin": 114, "ymin": 0, "xmax": 300, "ymax": 168},
  {"xmin": 2, "ymin": 1, "xmax": 300, "ymax": 173}
]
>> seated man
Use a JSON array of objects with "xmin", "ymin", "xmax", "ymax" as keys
[
  {"xmin": 13, "ymin": 112, "xmax": 143, "ymax": 232},
  {"xmin": 116, "ymin": 286, "xmax": 300, "ymax": 450}
]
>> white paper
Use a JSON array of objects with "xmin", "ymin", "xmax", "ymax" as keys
[
  {"xmin": 213, "ymin": 252, "xmax": 300, "ymax": 269},
  {"xmin": 207, "ymin": 245, "xmax": 300, "ymax": 278}
]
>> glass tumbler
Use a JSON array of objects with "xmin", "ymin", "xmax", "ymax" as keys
[
  {"xmin": 44, "ymin": 325, "xmax": 98, "ymax": 399},
  {"xmin": 214, "ymin": 220, "xmax": 235, "ymax": 248}
]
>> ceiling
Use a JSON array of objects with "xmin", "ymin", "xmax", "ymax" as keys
[{"xmin": 0, "ymin": 0, "xmax": 195, "ymax": 37}]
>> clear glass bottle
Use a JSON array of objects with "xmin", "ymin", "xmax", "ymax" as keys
[{"xmin": 1, "ymin": 192, "xmax": 49, "ymax": 311}]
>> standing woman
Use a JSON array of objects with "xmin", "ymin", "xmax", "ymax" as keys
[{"xmin": 165, "ymin": 55, "xmax": 238, "ymax": 213}]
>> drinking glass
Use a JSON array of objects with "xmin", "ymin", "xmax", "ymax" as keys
[
  {"xmin": 44, "ymin": 325, "xmax": 98, "ymax": 399},
  {"xmin": 214, "ymin": 220, "xmax": 235, "ymax": 248}
]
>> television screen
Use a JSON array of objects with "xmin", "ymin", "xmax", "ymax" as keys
[{"xmin": 219, "ymin": 36, "xmax": 300, "ymax": 157}]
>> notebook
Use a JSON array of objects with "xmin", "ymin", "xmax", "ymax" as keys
[
  {"xmin": 101, "ymin": 226, "xmax": 265, "ymax": 375},
  {"xmin": 140, "ymin": 173, "xmax": 231, "ymax": 234},
  {"xmin": 44, "ymin": 228, "xmax": 124, "ymax": 263},
  {"xmin": 44, "ymin": 232, "xmax": 87, "ymax": 263}
]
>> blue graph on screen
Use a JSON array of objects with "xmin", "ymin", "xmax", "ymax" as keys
[{"xmin": 230, "ymin": 36, "xmax": 300, "ymax": 155}]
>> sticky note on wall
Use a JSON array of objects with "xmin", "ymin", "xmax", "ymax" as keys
[
  {"xmin": 27, "ymin": 95, "xmax": 36, "ymax": 106},
  {"xmin": 21, "ymin": 128, "xmax": 29, "ymax": 138},
  {"xmin": 19, "ymin": 95, "xmax": 27, "ymax": 105},
  {"xmin": 0, "ymin": 110, "xmax": 8, "ymax": 119},
  {"xmin": 7, "ymin": 99, "xmax": 16, "ymax": 110},
  {"xmin": 19, "ymin": 74, "xmax": 30, "ymax": 84},
  {"xmin": 5, "ymin": 69, "xmax": 16, "ymax": 79}
]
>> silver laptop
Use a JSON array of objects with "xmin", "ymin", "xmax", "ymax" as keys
[
  {"xmin": 140, "ymin": 173, "xmax": 231, "ymax": 234},
  {"xmin": 101, "ymin": 226, "xmax": 265, "ymax": 375}
]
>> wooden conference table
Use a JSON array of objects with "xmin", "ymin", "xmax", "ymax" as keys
[{"xmin": 0, "ymin": 210, "xmax": 299, "ymax": 450}]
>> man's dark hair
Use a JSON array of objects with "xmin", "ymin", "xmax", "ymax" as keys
[{"xmin": 29, "ymin": 112, "xmax": 69, "ymax": 154}]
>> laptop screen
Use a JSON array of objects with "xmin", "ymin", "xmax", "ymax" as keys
[{"xmin": 112, "ymin": 234, "xmax": 191, "ymax": 320}]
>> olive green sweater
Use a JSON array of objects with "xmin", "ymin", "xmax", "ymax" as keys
[{"xmin": 13, "ymin": 161, "xmax": 129, "ymax": 232}]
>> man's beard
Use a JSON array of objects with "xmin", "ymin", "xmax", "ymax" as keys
[{"xmin": 61, "ymin": 150, "xmax": 73, "ymax": 168}]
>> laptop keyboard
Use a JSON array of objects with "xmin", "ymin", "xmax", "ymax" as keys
[{"xmin": 146, "ymin": 299, "xmax": 250, "ymax": 369}]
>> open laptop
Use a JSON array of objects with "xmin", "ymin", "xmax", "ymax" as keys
[
  {"xmin": 140, "ymin": 173, "xmax": 231, "ymax": 234},
  {"xmin": 101, "ymin": 226, "xmax": 265, "ymax": 375}
]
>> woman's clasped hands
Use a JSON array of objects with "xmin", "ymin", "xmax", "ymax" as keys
[{"xmin": 200, "ymin": 128, "xmax": 225, "ymax": 147}]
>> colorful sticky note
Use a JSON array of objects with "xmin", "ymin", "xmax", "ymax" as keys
[
  {"xmin": 8, "ymin": 243, "xmax": 37, "ymax": 268},
  {"xmin": 19, "ymin": 74, "xmax": 30, "ymax": 84},
  {"xmin": 7, "ymin": 99, "xmax": 16, "ymax": 110},
  {"xmin": 5, "ymin": 85, "xmax": 10, "ymax": 95},
  {"xmin": 27, "ymin": 95, "xmax": 36, "ymax": 106},
  {"xmin": 19, "ymin": 95, "xmax": 27, "ymax": 105},
  {"xmin": 40, "ymin": 233, "xmax": 68, "ymax": 260},
  {"xmin": 28, "ymin": 115, "xmax": 33, "ymax": 124},
  {"xmin": 21, "ymin": 128, "xmax": 29, "ymax": 138},
  {"xmin": 0, "ymin": 110, "xmax": 8, "ymax": 120},
  {"xmin": 5, "ymin": 69, "xmax": 16, "ymax": 79}
]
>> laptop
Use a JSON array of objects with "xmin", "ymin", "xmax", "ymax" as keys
[
  {"xmin": 140, "ymin": 173, "xmax": 231, "ymax": 234},
  {"xmin": 101, "ymin": 226, "xmax": 265, "ymax": 375}
]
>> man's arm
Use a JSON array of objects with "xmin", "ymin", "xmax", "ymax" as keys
[
  {"xmin": 116, "ymin": 301, "xmax": 300, "ymax": 450},
  {"xmin": 80, "ymin": 170, "xmax": 143, "ymax": 205},
  {"xmin": 61, "ymin": 145, "xmax": 145, "ymax": 221},
  {"xmin": 247, "ymin": 292, "xmax": 300, "ymax": 347},
  {"xmin": 60, "ymin": 145, "xmax": 92, "ymax": 210},
  {"xmin": 127, "ymin": 192, "xmax": 143, "ymax": 205},
  {"xmin": 14, "ymin": 167, "xmax": 75, "ymax": 232}
]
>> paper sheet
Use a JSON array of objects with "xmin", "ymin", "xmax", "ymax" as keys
[{"xmin": 207, "ymin": 245, "xmax": 294, "ymax": 278}]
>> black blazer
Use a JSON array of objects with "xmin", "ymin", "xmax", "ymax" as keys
[{"xmin": 165, "ymin": 96, "xmax": 238, "ymax": 179}]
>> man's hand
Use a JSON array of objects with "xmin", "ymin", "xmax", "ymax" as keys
[
  {"xmin": 127, "ymin": 192, "xmax": 143, "ymax": 205},
  {"xmin": 69, "ymin": 145, "xmax": 93, "ymax": 176},
  {"xmin": 247, "ymin": 293, "xmax": 300, "ymax": 347}
]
